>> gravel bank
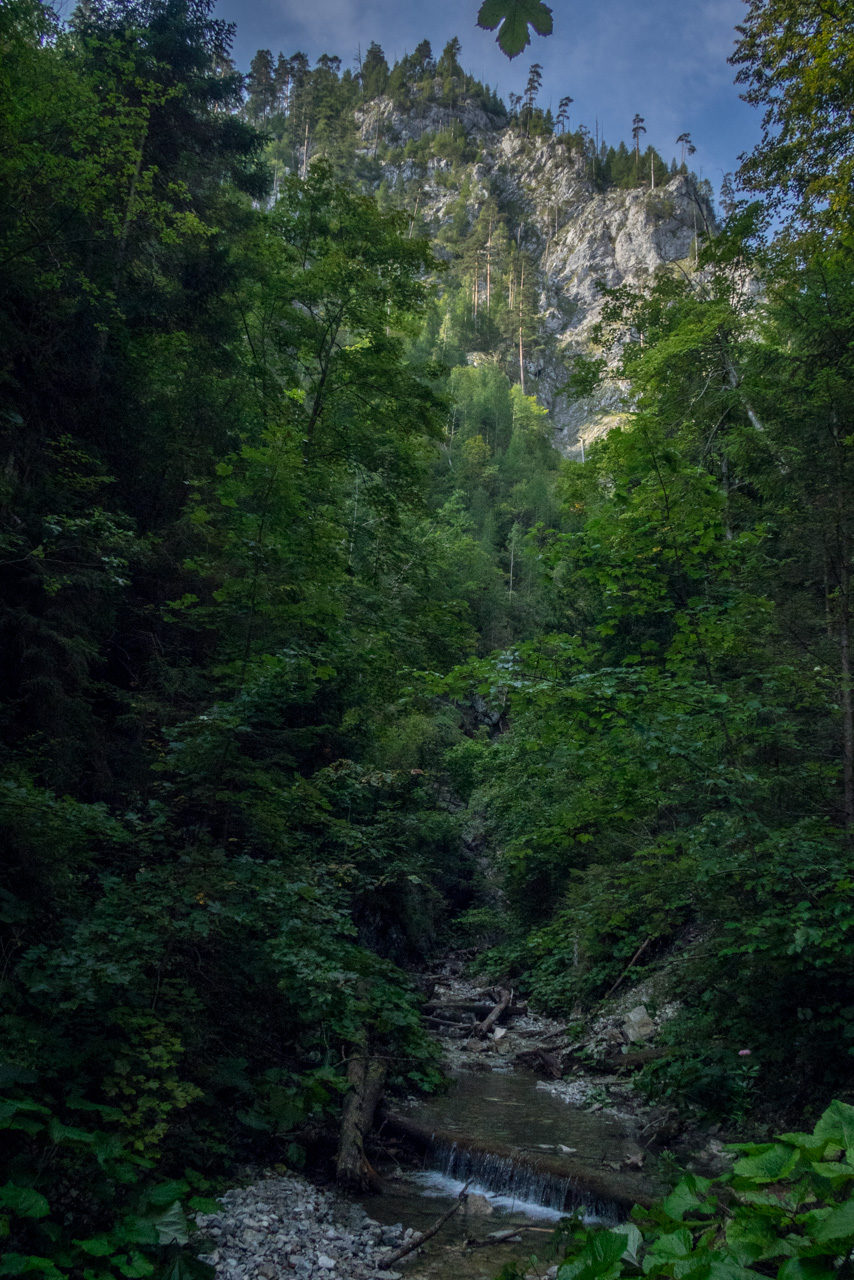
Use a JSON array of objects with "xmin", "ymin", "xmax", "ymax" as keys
[{"xmin": 195, "ymin": 1174, "xmax": 413, "ymax": 1280}]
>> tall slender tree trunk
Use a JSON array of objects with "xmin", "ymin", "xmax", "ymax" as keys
[
  {"xmin": 486, "ymin": 219, "xmax": 491, "ymax": 309},
  {"xmin": 518, "ymin": 262, "xmax": 525, "ymax": 393},
  {"xmin": 408, "ymin": 191, "xmax": 420, "ymax": 238}
]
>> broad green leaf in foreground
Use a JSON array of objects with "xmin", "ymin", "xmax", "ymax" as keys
[{"xmin": 477, "ymin": 0, "xmax": 553, "ymax": 57}]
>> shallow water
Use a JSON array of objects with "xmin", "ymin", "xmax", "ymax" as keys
[
  {"xmin": 357, "ymin": 1069, "xmax": 642, "ymax": 1279},
  {"xmin": 357, "ymin": 1166, "xmax": 570, "ymax": 1280},
  {"xmin": 402, "ymin": 1068, "xmax": 636, "ymax": 1175}
]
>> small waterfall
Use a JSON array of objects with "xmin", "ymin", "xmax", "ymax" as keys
[{"xmin": 428, "ymin": 1139, "xmax": 617, "ymax": 1220}]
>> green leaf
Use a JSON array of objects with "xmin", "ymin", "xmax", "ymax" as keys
[
  {"xmin": 778, "ymin": 1259, "xmax": 837, "ymax": 1280},
  {"xmin": 612, "ymin": 1223, "xmax": 643, "ymax": 1265},
  {"xmin": 0, "ymin": 1256, "xmax": 61, "ymax": 1278},
  {"xmin": 724, "ymin": 1216, "xmax": 787, "ymax": 1265},
  {"xmin": 161, "ymin": 1252, "xmax": 215, "ymax": 1280},
  {"xmin": 48, "ymin": 1119, "xmax": 95, "ymax": 1146},
  {"xmin": 76, "ymin": 1236, "xmax": 114, "ymax": 1257},
  {"xmin": 646, "ymin": 1228, "xmax": 693, "ymax": 1260},
  {"xmin": 812, "ymin": 1197, "xmax": 854, "ymax": 1244},
  {"xmin": 152, "ymin": 1202, "xmax": 189, "ymax": 1247},
  {"xmin": 589, "ymin": 1231, "xmax": 630, "ymax": 1269},
  {"xmin": 813, "ymin": 1102, "xmax": 854, "ymax": 1151},
  {"xmin": 663, "ymin": 1175, "xmax": 713, "ymax": 1221},
  {"xmin": 187, "ymin": 1198, "xmax": 221, "ymax": 1215},
  {"xmin": 112, "ymin": 1252, "xmax": 154, "ymax": 1278},
  {"xmin": 146, "ymin": 1181, "xmax": 189, "ymax": 1206},
  {"xmin": 476, "ymin": 0, "xmax": 553, "ymax": 58},
  {"xmin": 0, "ymin": 1185, "xmax": 50, "ymax": 1220},
  {"xmin": 732, "ymin": 1143, "xmax": 800, "ymax": 1183}
]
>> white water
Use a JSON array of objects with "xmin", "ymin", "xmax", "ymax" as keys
[{"xmin": 405, "ymin": 1168, "xmax": 571, "ymax": 1221}]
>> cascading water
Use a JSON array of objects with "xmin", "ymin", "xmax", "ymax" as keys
[
  {"xmin": 437, "ymin": 1139, "xmax": 572, "ymax": 1210},
  {"xmin": 428, "ymin": 1139, "xmax": 615, "ymax": 1219},
  {"xmin": 381, "ymin": 1068, "xmax": 659, "ymax": 1221}
]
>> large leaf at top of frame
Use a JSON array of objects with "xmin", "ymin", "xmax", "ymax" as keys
[{"xmin": 477, "ymin": 0, "xmax": 553, "ymax": 58}]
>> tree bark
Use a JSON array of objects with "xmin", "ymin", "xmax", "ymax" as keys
[
  {"xmin": 336, "ymin": 1049, "xmax": 387, "ymax": 1192},
  {"xmin": 380, "ymin": 1181, "xmax": 472, "ymax": 1265},
  {"xmin": 474, "ymin": 988, "xmax": 512, "ymax": 1038}
]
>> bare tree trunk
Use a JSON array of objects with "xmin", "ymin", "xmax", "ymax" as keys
[
  {"xmin": 408, "ymin": 191, "xmax": 420, "ymax": 238},
  {"xmin": 336, "ymin": 1049, "xmax": 387, "ymax": 1192},
  {"xmin": 518, "ymin": 262, "xmax": 525, "ymax": 393},
  {"xmin": 486, "ymin": 219, "xmax": 492, "ymax": 309},
  {"xmin": 302, "ymin": 119, "xmax": 311, "ymax": 178},
  {"xmin": 475, "ymin": 988, "xmax": 512, "ymax": 1038}
]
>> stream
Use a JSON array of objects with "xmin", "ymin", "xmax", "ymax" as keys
[
  {"xmin": 357, "ymin": 1065, "xmax": 660, "ymax": 1280},
  {"xmin": 197, "ymin": 981, "xmax": 675, "ymax": 1280}
]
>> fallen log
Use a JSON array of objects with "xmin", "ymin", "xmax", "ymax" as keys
[
  {"xmin": 335, "ymin": 1049, "xmax": 387, "ymax": 1193},
  {"xmin": 380, "ymin": 1179, "xmax": 472, "ymax": 1265},
  {"xmin": 474, "ymin": 988, "xmax": 512, "ymax": 1038},
  {"xmin": 465, "ymin": 1228, "xmax": 525, "ymax": 1248},
  {"xmin": 516, "ymin": 1025, "xmax": 568, "ymax": 1040},
  {"xmin": 424, "ymin": 1014, "xmax": 475, "ymax": 1028},
  {"xmin": 511, "ymin": 1047, "xmax": 562, "ymax": 1078},
  {"xmin": 617, "ymin": 1047, "xmax": 673, "ymax": 1071},
  {"xmin": 604, "ymin": 937, "xmax": 652, "ymax": 1000},
  {"xmin": 423, "ymin": 1001, "xmax": 496, "ymax": 1018}
]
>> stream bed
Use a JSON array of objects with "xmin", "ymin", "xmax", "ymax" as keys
[{"xmin": 357, "ymin": 1067, "xmax": 660, "ymax": 1280}]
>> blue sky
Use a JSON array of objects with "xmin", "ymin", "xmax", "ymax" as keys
[{"xmin": 214, "ymin": 0, "xmax": 761, "ymax": 203}]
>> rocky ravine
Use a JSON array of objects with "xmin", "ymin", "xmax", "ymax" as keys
[
  {"xmin": 357, "ymin": 98, "xmax": 716, "ymax": 455},
  {"xmin": 193, "ymin": 970, "xmax": 733, "ymax": 1280}
]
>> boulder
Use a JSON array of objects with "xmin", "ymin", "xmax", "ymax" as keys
[
  {"xmin": 621, "ymin": 1005, "xmax": 655, "ymax": 1043},
  {"xmin": 463, "ymin": 1194, "xmax": 494, "ymax": 1216}
]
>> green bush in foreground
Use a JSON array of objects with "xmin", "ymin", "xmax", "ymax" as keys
[{"xmin": 501, "ymin": 1101, "xmax": 854, "ymax": 1280}]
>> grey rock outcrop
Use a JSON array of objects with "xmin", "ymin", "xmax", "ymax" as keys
[{"xmin": 354, "ymin": 98, "xmax": 715, "ymax": 455}]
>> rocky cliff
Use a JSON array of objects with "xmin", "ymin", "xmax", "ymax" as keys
[{"xmin": 356, "ymin": 98, "xmax": 716, "ymax": 455}]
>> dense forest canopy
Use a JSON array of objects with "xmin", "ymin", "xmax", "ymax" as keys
[{"xmin": 2, "ymin": 0, "xmax": 854, "ymax": 1278}]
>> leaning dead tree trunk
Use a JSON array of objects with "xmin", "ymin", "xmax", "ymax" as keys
[
  {"xmin": 381, "ymin": 1180, "xmax": 472, "ymax": 1265},
  {"xmin": 474, "ymin": 988, "xmax": 512, "ymax": 1038},
  {"xmin": 336, "ymin": 1048, "xmax": 387, "ymax": 1192}
]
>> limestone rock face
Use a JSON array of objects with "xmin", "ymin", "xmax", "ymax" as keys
[{"xmin": 355, "ymin": 99, "xmax": 715, "ymax": 454}]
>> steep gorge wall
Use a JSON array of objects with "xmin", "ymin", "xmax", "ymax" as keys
[{"xmin": 356, "ymin": 98, "xmax": 716, "ymax": 455}]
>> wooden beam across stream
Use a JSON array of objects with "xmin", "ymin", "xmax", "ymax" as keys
[{"xmin": 380, "ymin": 1109, "xmax": 663, "ymax": 1214}]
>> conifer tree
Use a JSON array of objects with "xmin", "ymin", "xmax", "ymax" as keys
[
  {"xmin": 360, "ymin": 40, "xmax": 389, "ymax": 98},
  {"xmin": 632, "ymin": 112, "xmax": 646, "ymax": 164},
  {"xmin": 676, "ymin": 130, "xmax": 696, "ymax": 169},
  {"xmin": 247, "ymin": 47, "xmax": 275, "ymax": 118},
  {"xmin": 556, "ymin": 93, "xmax": 573, "ymax": 134}
]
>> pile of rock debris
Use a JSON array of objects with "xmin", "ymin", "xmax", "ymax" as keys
[{"xmin": 194, "ymin": 1174, "xmax": 412, "ymax": 1280}]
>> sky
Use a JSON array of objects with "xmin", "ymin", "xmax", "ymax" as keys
[{"xmin": 213, "ymin": 0, "xmax": 762, "ymax": 202}]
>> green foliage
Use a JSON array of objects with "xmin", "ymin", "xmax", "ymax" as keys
[
  {"xmin": 0, "ymin": 1081, "xmax": 217, "ymax": 1280},
  {"xmin": 506, "ymin": 1102, "xmax": 854, "ymax": 1280},
  {"xmin": 0, "ymin": 8, "xmax": 473, "ymax": 1271},
  {"xmin": 427, "ymin": 220, "xmax": 854, "ymax": 1116},
  {"xmin": 731, "ymin": 0, "xmax": 854, "ymax": 233},
  {"xmin": 477, "ymin": 0, "xmax": 554, "ymax": 59}
]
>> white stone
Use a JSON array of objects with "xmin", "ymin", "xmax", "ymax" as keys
[{"xmin": 622, "ymin": 1005, "xmax": 656, "ymax": 1043}]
